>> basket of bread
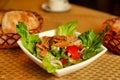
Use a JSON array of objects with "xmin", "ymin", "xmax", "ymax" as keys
[
  {"xmin": 102, "ymin": 17, "xmax": 120, "ymax": 54},
  {"xmin": 0, "ymin": 10, "xmax": 43, "ymax": 48}
]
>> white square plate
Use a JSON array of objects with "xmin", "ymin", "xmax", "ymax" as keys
[{"xmin": 17, "ymin": 29, "xmax": 107, "ymax": 77}]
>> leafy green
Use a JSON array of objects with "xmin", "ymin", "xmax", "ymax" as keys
[
  {"xmin": 43, "ymin": 52, "xmax": 62, "ymax": 73},
  {"xmin": 43, "ymin": 46, "xmax": 69, "ymax": 73},
  {"xmin": 56, "ymin": 21, "xmax": 77, "ymax": 36},
  {"xmin": 16, "ymin": 22, "xmax": 40, "ymax": 56},
  {"xmin": 78, "ymin": 26, "xmax": 109, "ymax": 60},
  {"xmin": 50, "ymin": 46, "xmax": 61, "ymax": 58},
  {"xmin": 79, "ymin": 30, "xmax": 97, "ymax": 47},
  {"xmin": 50, "ymin": 46, "xmax": 67, "ymax": 60}
]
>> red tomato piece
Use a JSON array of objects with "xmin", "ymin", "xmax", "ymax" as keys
[
  {"xmin": 71, "ymin": 53, "xmax": 82, "ymax": 60},
  {"xmin": 66, "ymin": 45, "xmax": 82, "ymax": 60},
  {"xmin": 66, "ymin": 45, "xmax": 79, "ymax": 53}
]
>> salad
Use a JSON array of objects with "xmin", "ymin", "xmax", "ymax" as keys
[{"xmin": 16, "ymin": 21, "xmax": 108, "ymax": 73}]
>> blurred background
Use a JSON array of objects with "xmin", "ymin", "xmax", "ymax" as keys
[
  {"xmin": 0, "ymin": 0, "xmax": 120, "ymax": 16},
  {"xmin": 69, "ymin": 0, "xmax": 120, "ymax": 16}
]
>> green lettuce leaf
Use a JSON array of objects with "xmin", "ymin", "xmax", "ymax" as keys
[
  {"xmin": 16, "ymin": 22, "xmax": 40, "ymax": 56},
  {"xmin": 78, "ymin": 26, "xmax": 109, "ymax": 60},
  {"xmin": 56, "ymin": 21, "xmax": 77, "ymax": 36},
  {"xmin": 43, "ymin": 52, "xmax": 62, "ymax": 73},
  {"xmin": 78, "ymin": 30, "xmax": 97, "ymax": 47}
]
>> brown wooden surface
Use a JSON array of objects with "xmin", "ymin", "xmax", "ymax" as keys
[{"xmin": 1, "ymin": 0, "xmax": 120, "ymax": 80}]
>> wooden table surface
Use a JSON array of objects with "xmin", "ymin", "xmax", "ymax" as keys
[{"xmin": 1, "ymin": 0, "xmax": 120, "ymax": 80}]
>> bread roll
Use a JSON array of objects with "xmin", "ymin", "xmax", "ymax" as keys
[
  {"xmin": 102, "ymin": 17, "xmax": 120, "ymax": 54},
  {"xmin": 0, "ymin": 10, "xmax": 43, "ymax": 48}
]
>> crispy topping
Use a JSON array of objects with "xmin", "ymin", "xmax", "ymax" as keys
[{"xmin": 36, "ymin": 35, "xmax": 78, "ymax": 56}]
